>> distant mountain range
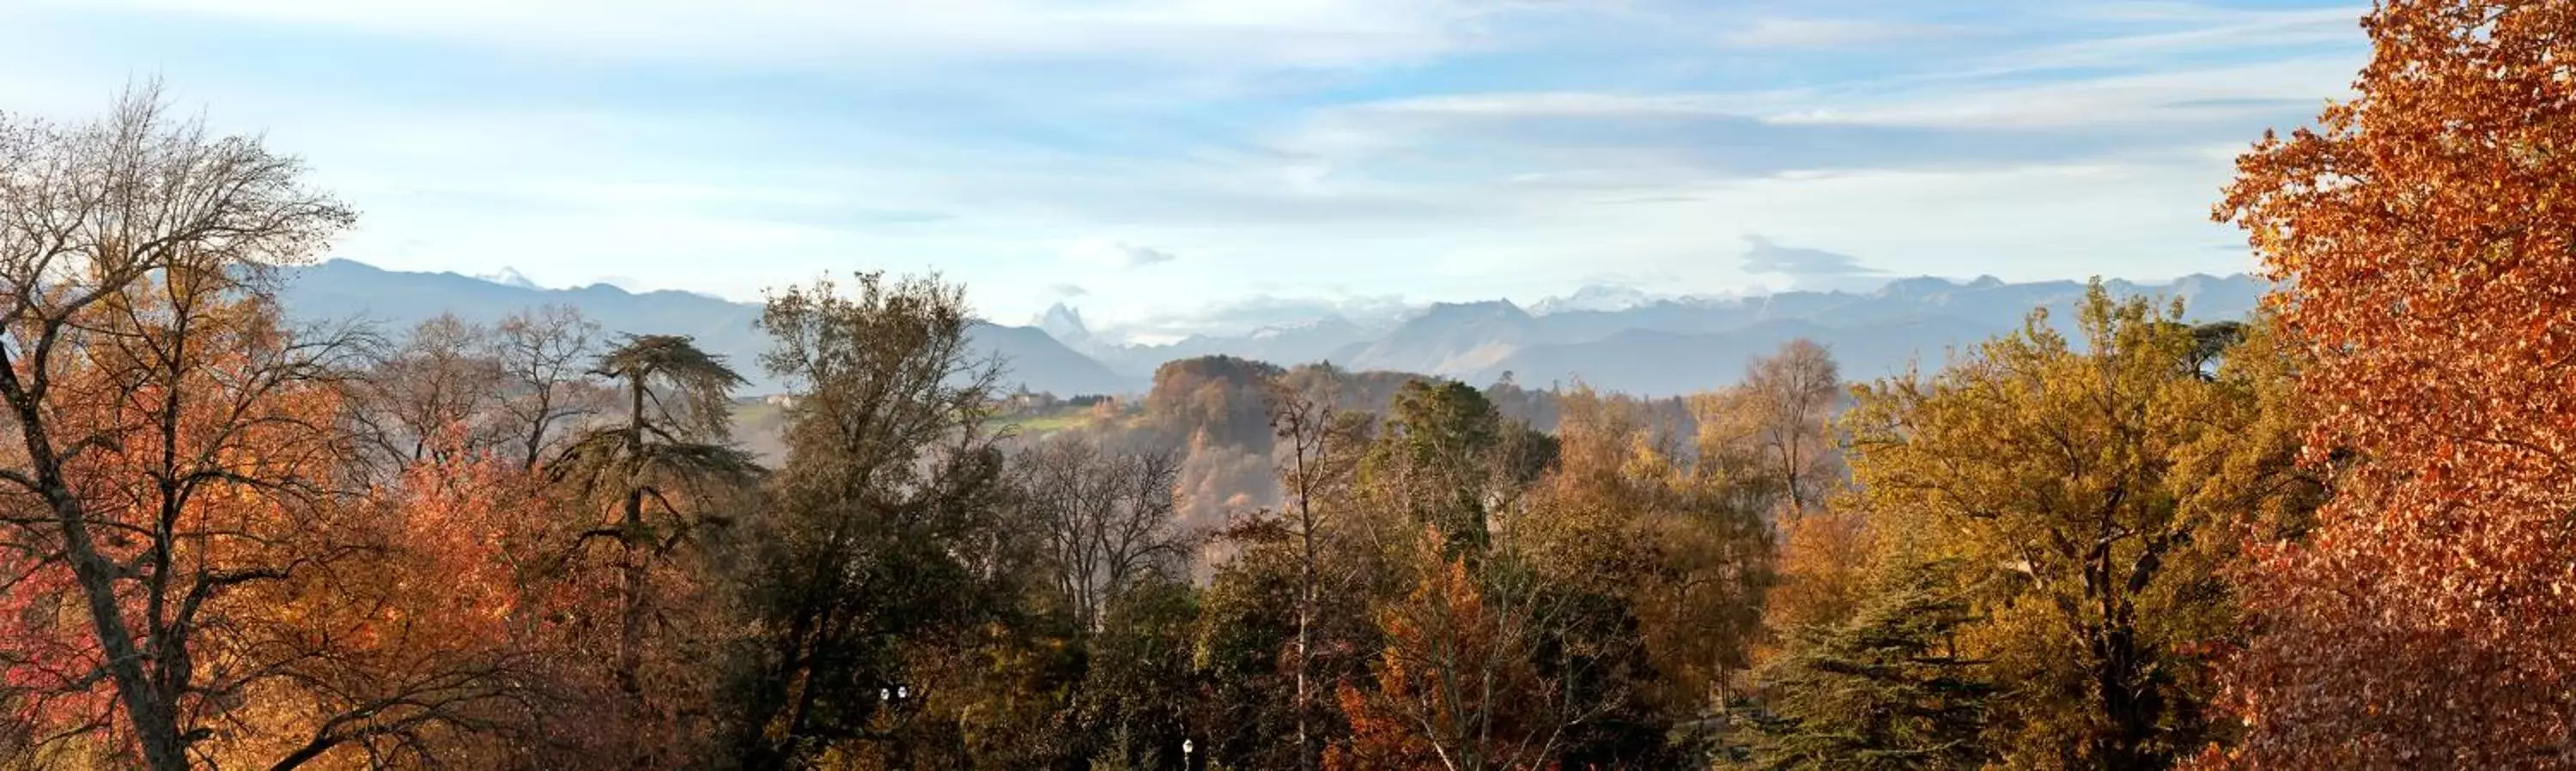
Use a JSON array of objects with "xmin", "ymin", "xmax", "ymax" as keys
[
  {"xmin": 1042, "ymin": 273, "xmax": 2266, "ymax": 395},
  {"xmin": 277, "ymin": 259, "xmax": 2266, "ymax": 398},
  {"xmin": 276, "ymin": 259, "xmax": 1137, "ymax": 396}
]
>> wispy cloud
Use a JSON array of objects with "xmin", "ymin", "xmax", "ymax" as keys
[
  {"xmin": 1097, "ymin": 292, "xmax": 1413, "ymax": 340},
  {"xmin": 1716, "ymin": 17, "xmax": 1967, "ymax": 49},
  {"xmin": 1741, "ymin": 235, "xmax": 1880, "ymax": 276},
  {"xmin": 0, "ymin": 0, "xmax": 2369, "ymax": 324},
  {"xmin": 33, "ymin": 0, "xmax": 1507, "ymax": 72},
  {"xmin": 1765, "ymin": 58, "xmax": 2352, "ymax": 129},
  {"xmin": 1064, "ymin": 240, "xmax": 1181, "ymax": 269}
]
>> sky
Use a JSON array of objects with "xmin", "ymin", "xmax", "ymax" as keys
[{"xmin": 0, "ymin": 0, "xmax": 2366, "ymax": 343}]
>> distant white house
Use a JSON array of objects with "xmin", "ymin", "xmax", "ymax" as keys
[{"xmin": 1007, "ymin": 390, "xmax": 1060, "ymax": 411}]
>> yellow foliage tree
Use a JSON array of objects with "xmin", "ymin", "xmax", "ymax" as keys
[{"xmin": 1844, "ymin": 284, "xmax": 2309, "ymax": 768}]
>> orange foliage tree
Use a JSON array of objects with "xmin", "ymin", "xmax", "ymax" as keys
[
  {"xmin": 0, "ymin": 87, "xmax": 550, "ymax": 769},
  {"xmin": 222, "ymin": 453, "xmax": 569, "ymax": 769},
  {"xmin": 2213, "ymin": 0, "xmax": 2576, "ymax": 764},
  {"xmin": 1327, "ymin": 532, "xmax": 1571, "ymax": 771}
]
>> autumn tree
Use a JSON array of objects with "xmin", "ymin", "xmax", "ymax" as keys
[
  {"xmin": 1515, "ymin": 388, "xmax": 1770, "ymax": 738},
  {"xmin": 1256, "ymin": 383, "xmax": 1376, "ymax": 771},
  {"xmin": 717, "ymin": 271, "xmax": 1023, "ymax": 768},
  {"xmin": 1756, "ymin": 501, "xmax": 1875, "ymax": 656},
  {"xmin": 228, "ymin": 454, "xmax": 573, "ymax": 769},
  {"xmin": 2208, "ymin": 0, "xmax": 2576, "ymax": 763},
  {"xmin": 0, "ymin": 85, "xmax": 546, "ymax": 769},
  {"xmin": 1699, "ymin": 339, "xmax": 1844, "ymax": 516},
  {"xmin": 1696, "ymin": 343, "xmax": 1868, "ymax": 660},
  {"xmin": 1328, "ymin": 534, "xmax": 1597, "ymax": 771},
  {"xmin": 1361, "ymin": 379, "xmax": 1555, "ymax": 558},
  {"xmin": 1844, "ymin": 283, "xmax": 2299, "ymax": 768}
]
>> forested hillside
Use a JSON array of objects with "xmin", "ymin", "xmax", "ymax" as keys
[{"xmin": 0, "ymin": 2, "xmax": 2571, "ymax": 768}]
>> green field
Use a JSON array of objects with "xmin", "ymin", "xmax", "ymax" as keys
[{"xmin": 993, "ymin": 410, "xmax": 1091, "ymax": 434}]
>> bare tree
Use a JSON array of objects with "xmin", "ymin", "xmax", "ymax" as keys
[
  {"xmin": 1014, "ymin": 437, "xmax": 1190, "ymax": 631},
  {"xmin": 350, "ymin": 314, "xmax": 508, "ymax": 470},
  {"xmin": 494, "ymin": 305, "xmax": 606, "ymax": 470},
  {"xmin": 1252, "ymin": 382, "xmax": 1372, "ymax": 771}
]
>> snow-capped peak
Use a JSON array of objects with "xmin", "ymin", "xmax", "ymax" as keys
[
  {"xmin": 1033, "ymin": 302, "xmax": 1091, "ymax": 345},
  {"xmin": 1530, "ymin": 284, "xmax": 1656, "ymax": 314},
  {"xmin": 475, "ymin": 266, "xmax": 540, "ymax": 289}
]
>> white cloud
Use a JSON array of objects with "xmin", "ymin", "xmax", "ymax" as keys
[
  {"xmin": 1958, "ymin": 4, "xmax": 2364, "ymax": 80},
  {"xmin": 1765, "ymin": 58, "xmax": 2354, "ymax": 129},
  {"xmin": 1359, "ymin": 91, "xmax": 1748, "ymax": 118},
  {"xmin": 33, "ymin": 0, "xmax": 1504, "ymax": 72},
  {"xmin": 1715, "ymin": 17, "xmax": 1964, "ymax": 50},
  {"xmin": 1063, "ymin": 240, "xmax": 1181, "ymax": 269},
  {"xmin": 0, "ymin": 0, "xmax": 2348, "ymax": 328},
  {"xmin": 1740, "ymin": 235, "xmax": 1880, "ymax": 276},
  {"xmin": 1095, "ymin": 292, "xmax": 1413, "ymax": 340}
]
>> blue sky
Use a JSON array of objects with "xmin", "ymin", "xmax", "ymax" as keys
[{"xmin": 0, "ymin": 0, "xmax": 2364, "ymax": 342}]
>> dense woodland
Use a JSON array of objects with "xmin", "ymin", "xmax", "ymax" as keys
[{"xmin": 0, "ymin": 2, "xmax": 2572, "ymax": 768}]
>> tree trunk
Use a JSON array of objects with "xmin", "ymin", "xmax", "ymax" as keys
[
  {"xmin": 618, "ymin": 377, "xmax": 648, "ymax": 698},
  {"xmin": 2091, "ymin": 562, "xmax": 2158, "ymax": 770},
  {"xmin": 58, "ymin": 492, "xmax": 191, "ymax": 771},
  {"xmin": 1297, "ymin": 536, "xmax": 1315, "ymax": 771},
  {"xmin": 618, "ymin": 491, "xmax": 647, "ymax": 697},
  {"xmin": 9, "ymin": 384, "xmax": 190, "ymax": 771}
]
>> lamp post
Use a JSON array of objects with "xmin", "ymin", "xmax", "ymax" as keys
[{"xmin": 1182, "ymin": 738, "xmax": 1194, "ymax": 770}]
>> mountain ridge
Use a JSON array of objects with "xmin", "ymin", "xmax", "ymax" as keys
[
  {"xmin": 277, "ymin": 259, "xmax": 1139, "ymax": 396},
  {"xmin": 279, "ymin": 258, "xmax": 2267, "ymax": 398}
]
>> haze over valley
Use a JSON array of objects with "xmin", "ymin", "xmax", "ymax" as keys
[{"xmin": 283, "ymin": 257, "xmax": 2266, "ymax": 398}]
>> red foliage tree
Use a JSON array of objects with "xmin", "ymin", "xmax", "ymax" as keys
[
  {"xmin": 1327, "ymin": 529, "xmax": 1592, "ymax": 771},
  {"xmin": 2212, "ymin": 1, "xmax": 2576, "ymax": 764}
]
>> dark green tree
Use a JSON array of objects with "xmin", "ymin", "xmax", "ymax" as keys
[
  {"xmin": 1363, "ymin": 379, "xmax": 1555, "ymax": 557},
  {"xmin": 1190, "ymin": 544, "xmax": 1309, "ymax": 771},
  {"xmin": 551, "ymin": 333, "xmax": 759, "ymax": 702},
  {"xmin": 717, "ymin": 271, "xmax": 1024, "ymax": 768},
  {"xmin": 1076, "ymin": 575, "xmax": 1203, "ymax": 769},
  {"xmin": 1728, "ymin": 558, "xmax": 1994, "ymax": 771}
]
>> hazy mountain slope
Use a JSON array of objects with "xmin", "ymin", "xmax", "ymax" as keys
[
  {"xmin": 1091, "ymin": 316, "xmax": 1376, "ymax": 378},
  {"xmin": 1346, "ymin": 274, "xmax": 2260, "ymax": 392},
  {"xmin": 1062, "ymin": 274, "xmax": 2267, "ymax": 395},
  {"xmin": 1485, "ymin": 316, "xmax": 2000, "ymax": 395},
  {"xmin": 279, "ymin": 259, "xmax": 2264, "ymax": 398},
  {"xmin": 1342, "ymin": 300, "xmax": 1538, "ymax": 376},
  {"xmin": 962, "ymin": 324, "xmax": 1138, "ymax": 396},
  {"xmin": 276, "ymin": 259, "xmax": 1139, "ymax": 396}
]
